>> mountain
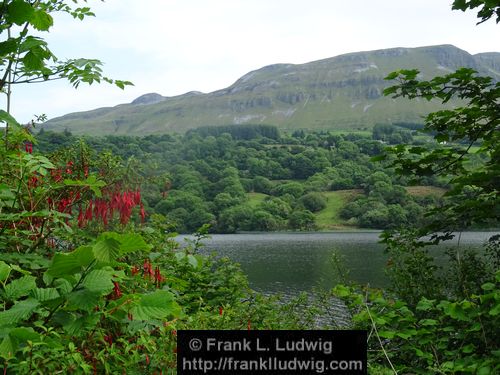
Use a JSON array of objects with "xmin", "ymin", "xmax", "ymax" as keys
[{"xmin": 43, "ymin": 45, "xmax": 500, "ymax": 135}]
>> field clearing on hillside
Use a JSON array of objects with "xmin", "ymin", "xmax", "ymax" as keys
[
  {"xmin": 405, "ymin": 186, "xmax": 446, "ymax": 197},
  {"xmin": 247, "ymin": 186, "xmax": 444, "ymax": 230},
  {"xmin": 315, "ymin": 189, "xmax": 363, "ymax": 229},
  {"xmin": 248, "ymin": 192, "xmax": 268, "ymax": 207}
]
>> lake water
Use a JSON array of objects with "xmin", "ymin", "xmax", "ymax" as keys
[{"xmin": 178, "ymin": 231, "xmax": 496, "ymax": 296}]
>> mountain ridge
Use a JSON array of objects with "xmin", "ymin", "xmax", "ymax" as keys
[{"xmin": 43, "ymin": 44, "xmax": 500, "ymax": 135}]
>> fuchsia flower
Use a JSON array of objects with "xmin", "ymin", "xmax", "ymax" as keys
[
  {"xmin": 140, "ymin": 203, "xmax": 146, "ymax": 223},
  {"xmin": 104, "ymin": 335, "xmax": 113, "ymax": 346},
  {"xmin": 77, "ymin": 208, "xmax": 85, "ymax": 228},
  {"xmin": 154, "ymin": 266, "xmax": 165, "ymax": 287},
  {"xmin": 143, "ymin": 259, "xmax": 154, "ymax": 279},
  {"xmin": 131, "ymin": 265, "xmax": 139, "ymax": 276},
  {"xmin": 112, "ymin": 281, "xmax": 122, "ymax": 299}
]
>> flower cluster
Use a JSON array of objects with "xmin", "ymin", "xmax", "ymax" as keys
[
  {"xmin": 134, "ymin": 259, "xmax": 165, "ymax": 288},
  {"xmin": 75, "ymin": 189, "xmax": 145, "ymax": 227}
]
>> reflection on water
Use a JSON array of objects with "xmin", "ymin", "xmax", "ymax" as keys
[{"xmin": 177, "ymin": 231, "xmax": 496, "ymax": 296}]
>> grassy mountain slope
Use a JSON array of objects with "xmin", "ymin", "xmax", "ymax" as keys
[{"xmin": 43, "ymin": 45, "xmax": 500, "ymax": 135}]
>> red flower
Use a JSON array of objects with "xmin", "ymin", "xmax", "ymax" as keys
[
  {"xmin": 131, "ymin": 265, "xmax": 139, "ymax": 276},
  {"xmin": 112, "ymin": 281, "xmax": 122, "ymax": 299},
  {"xmin": 65, "ymin": 161, "xmax": 73, "ymax": 174},
  {"xmin": 219, "ymin": 307, "xmax": 223, "ymax": 316},
  {"xmin": 77, "ymin": 208, "xmax": 85, "ymax": 228},
  {"xmin": 140, "ymin": 203, "xmax": 146, "ymax": 223},
  {"xmin": 85, "ymin": 201, "xmax": 93, "ymax": 220},
  {"xmin": 143, "ymin": 259, "xmax": 154, "ymax": 279},
  {"xmin": 104, "ymin": 335, "xmax": 113, "ymax": 346},
  {"xmin": 25, "ymin": 142, "xmax": 33, "ymax": 154}
]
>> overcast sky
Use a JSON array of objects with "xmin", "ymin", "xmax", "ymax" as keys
[{"xmin": 3, "ymin": 0, "xmax": 499, "ymax": 123}]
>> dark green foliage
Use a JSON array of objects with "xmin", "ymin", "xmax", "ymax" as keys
[
  {"xmin": 299, "ymin": 192, "xmax": 327, "ymax": 212},
  {"xmin": 36, "ymin": 128, "xmax": 447, "ymax": 232},
  {"xmin": 372, "ymin": 123, "xmax": 413, "ymax": 144},
  {"xmin": 383, "ymin": 67, "xmax": 500, "ymax": 236},
  {"xmin": 333, "ymin": 5, "xmax": 500, "ymax": 373},
  {"xmin": 452, "ymin": 0, "xmax": 500, "ymax": 24},
  {"xmin": 288, "ymin": 209, "xmax": 317, "ymax": 231},
  {"xmin": 187, "ymin": 124, "xmax": 280, "ymax": 140}
]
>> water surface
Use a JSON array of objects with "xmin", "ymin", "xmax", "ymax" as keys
[{"xmin": 179, "ymin": 231, "xmax": 496, "ymax": 296}]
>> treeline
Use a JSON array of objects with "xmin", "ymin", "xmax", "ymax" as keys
[
  {"xmin": 36, "ymin": 124, "xmax": 444, "ymax": 233},
  {"xmin": 187, "ymin": 124, "xmax": 280, "ymax": 140}
]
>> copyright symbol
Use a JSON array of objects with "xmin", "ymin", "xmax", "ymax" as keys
[{"xmin": 189, "ymin": 338, "xmax": 202, "ymax": 351}]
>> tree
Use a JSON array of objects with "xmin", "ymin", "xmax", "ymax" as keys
[
  {"xmin": 451, "ymin": 0, "xmax": 500, "ymax": 24},
  {"xmin": 300, "ymin": 192, "xmax": 327, "ymax": 212},
  {"xmin": 382, "ymin": 67, "xmax": 499, "ymax": 237},
  {"xmin": 288, "ymin": 209, "xmax": 316, "ymax": 231},
  {"xmin": 0, "ymin": 0, "xmax": 132, "ymax": 126}
]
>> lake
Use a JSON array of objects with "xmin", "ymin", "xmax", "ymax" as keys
[{"xmin": 178, "ymin": 231, "xmax": 496, "ymax": 296}]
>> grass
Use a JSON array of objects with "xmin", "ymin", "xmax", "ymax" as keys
[
  {"xmin": 246, "ymin": 186, "xmax": 443, "ymax": 230},
  {"xmin": 247, "ymin": 192, "xmax": 268, "ymax": 207},
  {"xmin": 405, "ymin": 186, "xmax": 446, "ymax": 197},
  {"xmin": 315, "ymin": 190, "xmax": 363, "ymax": 230}
]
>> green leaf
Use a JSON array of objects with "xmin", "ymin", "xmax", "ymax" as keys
[
  {"xmin": 419, "ymin": 319, "xmax": 438, "ymax": 326},
  {"xmin": 378, "ymin": 330, "xmax": 396, "ymax": 339},
  {"xmin": 23, "ymin": 51, "xmax": 44, "ymax": 70},
  {"xmin": 4, "ymin": 275, "xmax": 37, "ymax": 301},
  {"xmin": 63, "ymin": 175, "xmax": 106, "ymax": 197},
  {"xmin": 130, "ymin": 290, "xmax": 181, "ymax": 320},
  {"xmin": 18, "ymin": 36, "xmax": 47, "ymax": 53},
  {"xmin": 0, "ymin": 261, "xmax": 11, "ymax": 283},
  {"xmin": 7, "ymin": 0, "xmax": 35, "ymax": 25},
  {"xmin": 187, "ymin": 254, "xmax": 199, "ymax": 268},
  {"xmin": 0, "ymin": 336, "xmax": 14, "ymax": 360},
  {"xmin": 0, "ymin": 110, "xmax": 20, "ymax": 127},
  {"xmin": 30, "ymin": 9, "xmax": 54, "ymax": 31},
  {"xmin": 30, "ymin": 287, "xmax": 60, "ymax": 302},
  {"xmin": 92, "ymin": 237, "xmax": 120, "ymax": 263},
  {"xmin": 48, "ymin": 253, "xmax": 81, "ymax": 277},
  {"xmin": 0, "ymin": 299, "xmax": 39, "ymax": 327},
  {"xmin": 481, "ymin": 282, "xmax": 495, "ymax": 291},
  {"xmin": 82, "ymin": 269, "xmax": 114, "ymax": 294},
  {"xmin": 416, "ymin": 297, "xmax": 435, "ymax": 311},
  {"xmin": 48, "ymin": 246, "xmax": 95, "ymax": 277},
  {"xmin": 63, "ymin": 314, "xmax": 99, "ymax": 336},
  {"xmin": 66, "ymin": 290, "xmax": 101, "ymax": 312},
  {"xmin": 488, "ymin": 302, "xmax": 500, "ymax": 316},
  {"xmin": 54, "ymin": 278, "xmax": 74, "ymax": 295},
  {"xmin": 384, "ymin": 72, "xmax": 400, "ymax": 80},
  {"xmin": 9, "ymin": 327, "xmax": 38, "ymax": 341},
  {"xmin": 0, "ymin": 39, "xmax": 18, "ymax": 56},
  {"xmin": 99, "ymin": 232, "xmax": 151, "ymax": 254}
]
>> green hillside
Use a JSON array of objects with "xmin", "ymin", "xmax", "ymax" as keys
[{"xmin": 43, "ymin": 45, "xmax": 500, "ymax": 135}]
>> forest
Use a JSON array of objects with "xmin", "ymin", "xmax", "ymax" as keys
[
  {"xmin": 36, "ymin": 123, "xmax": 449, "ymax": 234},
  {"xmin": 0, "ymin": 0, "xmax": 498, "ymax": 374}
]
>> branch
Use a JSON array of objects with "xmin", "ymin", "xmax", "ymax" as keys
[
  {"xmin": 364, "ymin": 289, "xmax": 398, "ymax": 374},
  {"xmin": 0, "ymin": 22, "xmax": 30, "ymax": 92}
]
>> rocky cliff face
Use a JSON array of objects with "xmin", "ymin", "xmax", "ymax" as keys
[{"xmin": 43, "ymin": 45, "xmax": 500, "ymax": 135}]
